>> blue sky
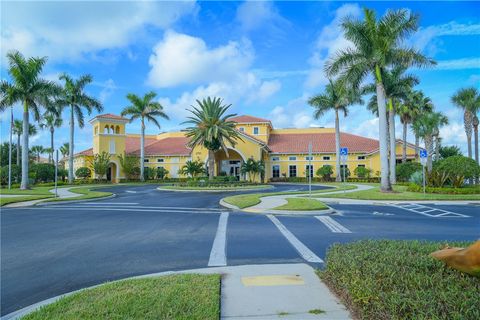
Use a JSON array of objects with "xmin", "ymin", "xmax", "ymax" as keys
[{"xmin": 1, "ymin": 1, "xmax": 479, "ymax": 154}]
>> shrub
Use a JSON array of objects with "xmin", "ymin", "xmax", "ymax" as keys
[
  {"xmin": 407, "ymin": 184, "xmax": 480, "ymax": 194},
  {"xmin": 409, "ymin": 171, "xmax": 423, "ymax": 186},
  {"xmin": 396, "ymin": 162, "xmax": 422, "ymax": 182},
  {"xmin": 178, "ymin": 160, "xmax": 205, "ymax": 178},
  {"xmin": 436, "ymin": 155, "xmax": 480, "ymax": 187},
  {"xmin": 353, "ymin": 166, "xmax": 372, "ymax": 178},
  {"xmin": 156, "ymin": 167, "xmax": 169, "ymax": 180},
  {"xmin": 0, "ymin": 164, "xmax": 22, "ymax": 185},
  {"xmin": 316, "ymin": 165, "xmax": 333, "ymax": 181},
  {"xmin": 75, "ymin": 167, "xmax": 91, "ymax": 180},
  {"xmin": 143, "ymin": 167, "xmax": 156, "ymax": 180},
  {"xmin": 340, "ymin": 167, "xmax": 350, "ymax": 181},
  {"xmin": 57, "ymin": 168, "xmax": 68, "ymax": 182},
  {"xmin": 30, "ymin": 163, "xmax": 55, "ymax": 183},
  {"xmin": 118, "ymin": 153, "xmax": 139, "ymax": 180}
]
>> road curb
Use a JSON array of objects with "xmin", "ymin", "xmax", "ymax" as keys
[
  {"xmin": 219, "ymin": 198, "xmax": 336, "ymax": 215},
  {"xmin": 35, "ymin": 194, "xmax": 117, "ymax": 206},
  {"xmin": 157, "ymin": 185, "xmax": 274, "ymax": 193}
]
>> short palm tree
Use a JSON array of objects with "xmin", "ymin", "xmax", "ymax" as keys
[
  {"xmin": 30, "ymin": 145, "xmax": 45, "ymax": 163},
  {"xmin": 451, "ymin": 87, "xmax": 480, "ymax": 161},
  {"xmin": 3, "ymin": 51, "xmax": 61, "ymax": 189},
  {"xmin": 12, "ymin": 120, "xmax": 37, "ymax": 166},
  {"xmin": 40, "ymin": 110, "xmax": 63, "ymax": 163},
  {"xmin": 309, "ymin": 79, "xmax": 362, "ymax": 182},
  {"xmin": 120, "ymin": 91, "xmax": 169, "ymax": 182},
  {"xmin": 60, "ymin": 142, "xmax": 70, "ymax": 158},
  {"xmin": 57, "ymin": 73, "xmax": 103, "ymax": 183},
  {"xmin": 412, "ymin": 111, "xmax": 448, "ymax": 171},
  {"xmin": 240, "ymin": 158, "xmax": 265, "ymax": 182},
  {"xmin": 179, "ymin": 160, "xmax": 205, "ymax": 179},
  {"xmin": 183, "ymin": 97, "xmax": 241, "ymax": 180},
  {"xmin": 364, "ymin": 66, "xmax": 419, "ymax": 184},
  {"xmin": 325, "ymin": 8, "xmax": 435, "ymax": 191}
]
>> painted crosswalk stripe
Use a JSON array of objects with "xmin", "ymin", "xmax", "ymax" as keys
[
  {"xmin": 208, "ymin": 212, "xmax": 229, "ymax": 267},
  {"xmin": 267, "ymin": 215, "xmax": 323, "ymax": 263},
  {"xmin": 391, "ymin": 203, "xmax": 469, "ymax": 218},
  {"xmin": 315, "ymin": 216, "xmax": 352, "ymax": 233}
]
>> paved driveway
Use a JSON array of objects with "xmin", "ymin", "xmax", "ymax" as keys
[{"xmin": 1, "ymin": 184, "xmax": 479, "ymax": 316}]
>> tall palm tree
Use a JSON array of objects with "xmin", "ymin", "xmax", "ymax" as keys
[
  {"xmin": 309, "ymin": 79, "xmax": 362, "ymax": 182},
  {"xmin": 364, "ymin": 66, "xmax": 419, "ymax": 184},
  {"xmin": 474, "ymin": 115, "xmax": 479, "ymax": 165},
  {"xmin": 451, "ymin": 87, "xmax": 480, "ymax": 161},
  {"xmin": 325, "ymin": 8, "xmax": 435, "ymax": 192},
  {"xmin": 12, "ymin": 120, "xmax": 37, "ymax": 166},
  {"xmin": 3, "ymin": 51, "xmax": 60, "ymax": 189},
  {"xmin": 412, "ymin": 111, "xmax": 448, "ymax": 171},
  {"xmin": 60, "ymin": 142, "xmax": 70, "ymax": 158},
  {"xmin": 183, "ymin": 97, "xmax": 241, "ymax": 180},
  {"xmin": 40, "ymin": 110, "xmax": 63, "ymax": 163},
  {"xmin": 120, "ymin": 91, "xmax": 169, "ymax": 182},
  {"xmin": 57, "ymin": 73, "xmax": 102, "ymax": 183},
  {"xmin": 30, "ymin": 145, "xmax": 45, "ymax": 163}
]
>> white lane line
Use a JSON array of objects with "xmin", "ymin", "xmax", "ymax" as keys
[
  {"xmin": 22, "ymin": 207, "xmax": 218, "ymax": 214},
  {"xmin": 315, "ymin": 216, "xmax": 352, "ymax": 233},
  {"xmin": 126, "ymin": 190, "xmax": 137, "ymax": 193},
  {"xmin": 42, "ymin": 205, "xmax": 223, "ymax": 211},
  {"xmin": 208, "ymin": 212, "xmax": 229, "ymax": 267},
  {"xmin": 70, "ymin": 202, "xmax": 139, "ymax": 205},
  {"xmin": 267, "ymin": 215, "xmax": 323, "ymax": 263}
]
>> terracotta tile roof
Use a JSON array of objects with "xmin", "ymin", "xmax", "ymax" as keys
[
  {"xmin": 267, "ymin": 132, "xmax": 379, "ymax": 154},
  {"xmin": 230, "ymin": 115, "xmax": 271, "ymax": 124},
  {"xmin": 125, "ymin": 136, "xmax": 157, "ymax": 154},
  {"xmin": 74, "ymin": 148, "xmax": 93, "ymax": 156},
  {"xmin": 95, "ymin": 113, "xmax": 129, "ymax": 121},
  {"xmin": 236, "ymin": 130, "xmax": 267, "ymax": 146},
  {"xmin": 129, "ymin": 137, "xmax": 191, "ymax": 156}
]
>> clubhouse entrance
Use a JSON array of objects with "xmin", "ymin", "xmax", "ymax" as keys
[{"xmin": 215, "ymin": 149, "xmax": 244, "ymax": 180}]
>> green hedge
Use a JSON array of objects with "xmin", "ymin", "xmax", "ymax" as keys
[
  {"xmin": 320, "ymin": 240, "xmax": 480, "ymax": 320},
  {"xmin": 407, "ymin": 183, "xmax": 480, "ymax": 194}
]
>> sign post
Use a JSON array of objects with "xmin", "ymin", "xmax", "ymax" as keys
[
  {"xmin": 308, "ymin": 142, "xmax": 312, "ymax": 198},
  {"xmin": 340, "ymin": 147, "xmax": 348, "ymax": 193},
  {"xmin": 8, "ymin": 105, "xmax": 13, "ymax": 189},
  {"xmin": 55, "ymin": 150, "xmax": 58, "ymax": 198},
  {"xmin": 419, "ymin": 149, "xmax": 427, "ymax": 194}
]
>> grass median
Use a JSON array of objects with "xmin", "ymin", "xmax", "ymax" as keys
[
  {"xmin": 317, "ymin": 184, "xmax": 480, "ymax": 200},
  {"xmin": 43, "ymin": 186, "xmax": 113, "ymax": 203},
  {"xmin": 274, "ymin": 198, "xmax": 329, "ymax": 211},
  {"xmin": 222, "ymin": 183, "xmax": 355, "ymax": 209},
  {"xmin": 22, "ymin": 274, "xmax": 220, "ymax": 320},
  {"xmin": 319, "ymin": 240, "xmax": 480, "ymax": 320}
]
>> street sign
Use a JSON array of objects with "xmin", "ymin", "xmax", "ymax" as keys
[
  {"xmin": 340, "ymin": 147, "xmax": 348, "ymax": 163},
  {"xmin": 419, "ymin": 149, "xmax": 427, "ymax": 166}
]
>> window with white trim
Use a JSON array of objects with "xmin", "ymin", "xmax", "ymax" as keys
[
  {"xmin": 288, "ymin": 156, "xmax": 297, "ymax": 161},
  {"xmin": 289, "ymin": 165, "xmax": 297, "ymax": 177},
  {"xmin": 157, "ymin": 158, "xmax": 164, "ymax": 163},
  {"xmin": 109, "ymin": 140, "xmax": 115, "ymax": 154},
  {"xmin": 253, "ymin": 127, "xmax": 259, "ymax": 135},
  {"xmin": 239, "ymin": 127, "xmax": 245, "ymax": 132},
  {"xmin": 272, "ymin": 165, "xmax": 280, "ymax": 178},
  {"xmin": 306, "ymin": 165, "xmax": 314, "ymax": 178},
  {"xmin": 323, "ymin": 156, "xmax": 331, "ymax": 160},
  {"xmin": 271, "ymin": 156, "xmax": 279, "ymax": 161},
  {"xmin": 358, "ymin": 155, "xmax": 366, "ymax": 160},
  {"xmin": 305, "ymin": 156, "xmax": 313, "ymax": 161},
  {"xmin": 144, "ymin": 159, "xmax": 149, "ymax": 163}
]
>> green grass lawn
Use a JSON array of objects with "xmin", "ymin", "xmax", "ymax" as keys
[
  {"xmin": 274, "ymin": 198, "xmax": 329, "ymax": 211},
  {"xmin": 320, "ymin": 240, "xmax": 480, "ymax": 320},
  {"xmin": 0, "ymin": 186, "xmax": 56, "ymax": 195},
  {"xmin": 22, "ymin": 274, "xmax": 220, "ymax": 320},
  {"xmin": 0, "ymin": 194, "xmax": 54, "ymax": 206},
  {"xmin": 223, "ymin": 183, "xmax": 356, "ymax": 209},
  {"xmin": 318, "ymin": 185, "xmax": 480, "ymax": 200}
]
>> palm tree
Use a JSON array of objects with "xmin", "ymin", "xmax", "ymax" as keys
[
  {"xmin": 12, "ymin": 120, "xmax": 37, "ymax": 166},
  {"xmin": 179, "ymin": 160, "xmax": 205, "ymax": 179},
  {"xmin": 309, "ymin": 79, "xmax": 362, "ymax": 182},
  {"xmin": 40, "ymin": 110, "xmax": 63, "ymax": 163},
  {"xmin": 30, "ymin": 145, "xmax": 45, "ymax": 163},
  {"xmin": 364, "ymin": 66, "xmax": 419, "ymax": 184},
  {"xmin": 183, "ymin": 97, "xmax": 241, "ymax": 180},
  {"xmin": 57, "ymin": 73, "xmax": 103, "ymax": 183},
  {"xmin": 3, "ymin": 51, "xmax": 61, "ymax": 189},
  {"xmin": 120, "ymin": 91, "xmax": 169, "ymax": 182},
  {"xmin": 474, "ymin": 115, "xmax": 479, "ymax": 165},
  {"xmin": 412, "ymin": 111, "xmax": 448, "ymax": 171},
  {"xmin": 60, "ymin": 142, "xmax": 70, "ymax": 159},
  {"xmin": 325, "ymin": 8, "xmax": 435, "ymax": 192},
  {"xmin": 451, "ymin": 87, "xmax": 480, "ymax": 162}
]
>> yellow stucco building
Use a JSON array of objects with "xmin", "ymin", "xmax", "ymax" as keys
[{"xmin": 67, "ymin": 113, "xmax": 417, "ymax": 182}]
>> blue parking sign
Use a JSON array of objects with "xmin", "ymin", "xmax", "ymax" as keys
[
  {"xmin": 419, "ymin": 149, "xmax": 427, "ymax": 158},
  {"xmin": 340, "ymin": 147, "xmax": 348, "ymax": 156}
]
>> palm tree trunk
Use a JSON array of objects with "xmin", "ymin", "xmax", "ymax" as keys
[
  {"xmin": 68, "ymin": 105, "xmax": 74, "ymax": 184},
  {"xmin": 208, "ymin": 149, "xmax": 215, "ymax": 180},
  {"xmin": 20, "ymin": 101, "xmax": 29, "ymax": 189},
  {"xmin": 465, "ymin": 110, "xmax": 473, "ymax": 159},
  {"xmin": 140, "ymin": 118, "xmax": 145, "ymax": 182},
  {"xmin": 402, "ymin": 121, "xmax": 407, "ymax": 163},
  {"xmin": 50, "ymin": 127, "xmax": 54, "ymax": 163},
  {"xmin": 434, "ymin": 135, "xmax": 441, "ymax": 161},
  {"xmin": 425, "ymin": 135, "xmax": 434, "ymax": 172},
  {"xmin": 388, "ymin": 100, "xmax": 396, "ymax": 184},
  {"xmin": 334, "ymin": 109, "xmax": 341, "ymax": 182},
  {"xmin": 415, "ymin": 134, "xmax": 419, "ymax": 159},
  {"xmin": 474, "ymin": 119, "xmax": 479, "ymax": 165},
  {"xmin": 375, "ymin": 66, "xmax": 392, "ymax": 192},
  {"xmin": 16, "ymin": 134, "xmax": 21, "ymax": 166}
]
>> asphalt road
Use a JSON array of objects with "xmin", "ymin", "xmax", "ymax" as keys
[{"xmin": 1, "ymin": 184, "xmax": 479, "ymax": 316}]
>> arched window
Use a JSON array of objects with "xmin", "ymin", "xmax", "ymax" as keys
[
  {"xmin": 94, "ymin": 126, "xmax": 98, "ymax": 135},
  {"xmin": 110, "ymin": 125, "xmax": 115, "ymax": 134},
  {"xmin": 115, "ymin": 125, "xmax": 120, "ymax": 134},
  {"xmin": 104, "ymin": 125, "xmax": 109, "ymax": 134}
]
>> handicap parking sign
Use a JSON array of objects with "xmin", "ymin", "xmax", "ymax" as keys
[
  {"xmin": 340, "ymin": 147, "xmax": 348, "ymax": 156},
  {"xmin": 419, "ymin": 149, "xmax": 427, "ymax": 158}
]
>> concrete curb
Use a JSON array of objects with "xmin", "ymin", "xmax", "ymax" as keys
[
  {"xmin": 157, "ymin": 185, "xmax": 274, "ymax": 193},
  {"xmin": 35, "ymin": 194, "xmax": 117, "ymax": 206},
  {"xmin": 219, "ymin": 198, "xmax": 336, "ymax": 216}
]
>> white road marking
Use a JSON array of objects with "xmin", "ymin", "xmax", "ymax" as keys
[
  {"xmin": 126, "ymin": 190, "xmax": 137, "ymax": 193},
  {"xmin": 72, "ymin": 202, "xmax": 139, "ymax": 205},
  {"xmin": 22, "ymin": 207, "xmax": 219, "ymax": 214},
  {"xmin": 42, "ymin": 205, "xmax": 223, "ymax": 211},
  {"xmin": 315, "ymin": 216, "xmax": 352, "ymax": 233},
  {"xmin": 267, "ymin": 215, "xmax": 323, "ymax": 263},
  {"xmin": 391, "ymin": 203, "xmax": 469, "ymax": 218},
  {"xmin": 208, "ymin": 212, "xmax": 229, "ymax": 267}
]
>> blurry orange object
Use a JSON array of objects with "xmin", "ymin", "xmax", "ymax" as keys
[{"xmin": 431, "ymin": 240, "xmax": 480, "ymax": 277}]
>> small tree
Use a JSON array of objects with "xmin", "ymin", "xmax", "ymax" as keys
[
  {"xmin": 118, "ymin": 153, "xmax": 140, "ymax": 180},
  {"xmin": 75, "ymin": 167, "xmax": 91, "ymax": 180},
  {"xmin": 156, "ymin": 167, "xmax": 169, "ymax": 180},
  {"xmin": 396, "ymin": 162, "xmax": 422, "ymax": 182},
  {"xmin": 89, "ymin": 152, "xmax": 110, "ymax": 181},
  {"xmin": 316, "ymin": 165, "xmax": 333, "ymax": 181},
  {"xmin": 436, "ymin": 156, "xmax": 480, "ymax": 188},
  {"xmin": 439, "ymin": 145, "xmax": 462, "ymax": 159},
  {"xmin": 179, "ymin": 160, "xmax": 205, "ymax": 179},
  {"xmin": 143, "ymin": 167, "xmax": 155, "ymax": 180},
  {"xmin": 354, "ymin": 166, "xmax": 372, "ymax": 178},
  {"xmin": 241, "ymin": 158, "xmax": 263, "ymax": 182}
]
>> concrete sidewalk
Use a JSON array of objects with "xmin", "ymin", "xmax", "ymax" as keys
[
  {"xmin": 3, "ymin": 263, "xmax": 351, "ymax": 320},
  {"xmin": 3, "ymin": 187, "xmax": 80, "ymax": 208}
]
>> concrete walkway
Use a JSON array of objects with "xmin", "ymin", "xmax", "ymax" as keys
[
  {"xmin": 4, "ymin": 263, "xmax": 351, "ymax": 320},
  {"xmin": 3, "ymin": 187, "xmax": 80, "ymax": 208}
]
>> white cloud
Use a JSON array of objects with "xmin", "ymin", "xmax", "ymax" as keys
[
  {"xmin": 305, "ymin": 4, "xmax": 361, "ymax": 88},
  {"xmin": 147, "ymin": 31, "xmax": 254, "ymax": 87},
  {"xmin": 98, "ymin": 79, "xmax": 117, "ymax": 103},
  {"xmin": 248, "ymin": 80, "xmax": 282, "ymax": 103},
  {"xmin": 435, "ymin": 58, "xmax": 480, "ymax": 70},
  {"xmin": 1, "ymin": 1, "xmax": 197, "ymax": 64},
  {"xmin": 267, "ymin": 94, "xmax": 319, "ymax": 128},
  {"xmin": 236, "ymin": 1, "xmax": 289, "ymax": 33}
]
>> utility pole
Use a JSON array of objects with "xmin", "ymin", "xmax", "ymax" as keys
[{"xmin": 55, "ymin": 150, "xmax": 58, "ymax": 197}]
